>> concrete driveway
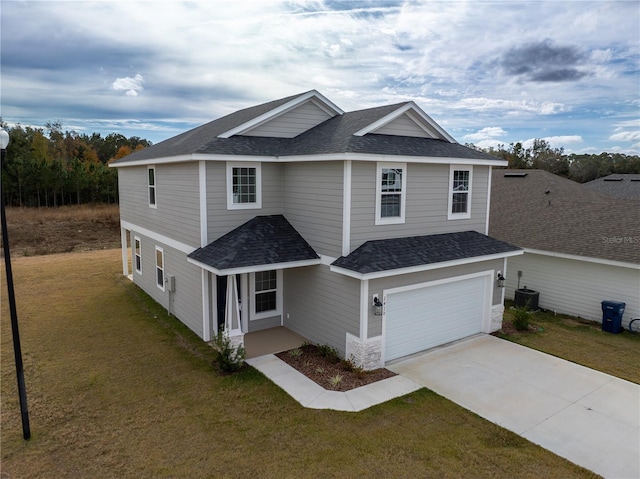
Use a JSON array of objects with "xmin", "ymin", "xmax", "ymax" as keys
[{"xmin": 388, "ymin": 335, "xmax": 639, "ymax": 479}]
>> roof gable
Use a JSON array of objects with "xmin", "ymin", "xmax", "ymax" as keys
[
  {"xmin": 353, "ymin": 102, "xmax": 456, "ymax": 143},
  {"xmin": 218, "ymin": 90, "xmax": 343, "ymax": 139}
]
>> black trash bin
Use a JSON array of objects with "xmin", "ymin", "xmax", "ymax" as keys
[{"xmin": 601, "ymin": 301, "xmax": 626, "ymax": 334}]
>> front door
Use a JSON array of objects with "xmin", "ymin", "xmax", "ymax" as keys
[{"xmin": 216, "ymin": 275, "xmax": 242, "ymax": 332}]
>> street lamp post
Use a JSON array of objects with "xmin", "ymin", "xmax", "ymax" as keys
[{"xmin": 0, "ymin": 128, "xmax": 31, "ymax": 440}]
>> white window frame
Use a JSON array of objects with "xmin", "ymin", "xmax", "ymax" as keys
[
  {"xmin": 249, "ymin": 269, "xmax": 282, "ymax": 321},
  {"xmin": 148, "ymin": 166, "xmax": 157, "ymax": 208},
  {"xmin": 155, "ymin": 246, "xmax": 165, "ymax": 291},
  {"xmin": 448, "ymin": 165, "xmax": 473, "ymax": 220},
  {"xmin": 375, "ymin": 162, "xmax": 407, "ymax": 225},
  {"xmin": 134, "ymin": 236, "xmax": 142, "ymax": 275},
  {"xmin": 226, "ymin": 163, "xmax": 262, "ymax": 210}
]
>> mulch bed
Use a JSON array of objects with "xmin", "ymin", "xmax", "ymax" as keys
[{"xmin": 276, "ymin": 344, "xmax": 396, "ymax": 392}]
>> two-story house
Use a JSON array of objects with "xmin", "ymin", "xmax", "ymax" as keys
[{"xmin": 111, "ymin": 90, "xmax": 521, "ymax": 369}]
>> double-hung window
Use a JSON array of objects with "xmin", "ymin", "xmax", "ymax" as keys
[
  {"xmin": 148, "ymin": 166, "xmax": 157, "ymax": 208},
  {"xmin": 227, "ymin": 163, "xmax": 262, "ymax": 209},
  {"xmin": 375, "ymin": 163, "xmax": 407, "ymax": 225},
  {"xmin": 251, "ymin": 270, "xmax": 282, "ymax": 320},
  {"xmin": 155, "ymin": 246, "xmax": 165, "ymax": 290},
  {"xmin": 448, "ymin": 165, "xmax": 472, "ymax": 219},
  {"xmin": 134, "ymin": 237, "xmax": 142, "ymax": 274}
]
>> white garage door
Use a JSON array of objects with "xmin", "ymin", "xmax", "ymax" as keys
[{"xmin": 385, "ymin": 276, "xmax": 487, "ymax": 361}]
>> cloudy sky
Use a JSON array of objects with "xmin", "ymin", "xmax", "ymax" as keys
[{"xmin": 1, "ymin": 0, "xmax": 639, "ymax": 154}]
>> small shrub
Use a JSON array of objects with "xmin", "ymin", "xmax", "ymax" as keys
[
  {"xmin": 512, "ymin": 305, "xmax": 532, "ymax": 331},
  {"xmin": 211, "ymin": 330, "xmax": 246, "ymax": 373},
  {"xmin": 315, "ymin": 367, "xmax": 325, "ymax": 374},
  {"xmin": 317, "ymin": 344, "xmax": 340, "ymax": 363},
  {"xmin": 328, "ymin": 374, "xmax": 343, "ymax": 387},
  {"xmin": 340, "ymin": 359, "xmax": 354, "ymax": 372},
  {"xmin": 288, "ymin": 348, "xmax": 303, "ymax": 358}
]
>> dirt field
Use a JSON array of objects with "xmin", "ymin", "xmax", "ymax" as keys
[{"xmin": 2, "ymin": 204, "xmax": 121, "ymax": 256}]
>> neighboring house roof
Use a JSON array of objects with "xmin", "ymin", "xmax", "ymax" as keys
[
  {"xmin": 187, "ymin": 215, "xmax": 320, "ymax": 274},
  {"xmin": 331, "ymin": 231, "xmax": 521, "ymax": 277},
  {"xmin": 584, "ymin": 174, "xmax": 640, "ymax": 199},
  {"xmin": 489, "ymin": 170, "xmax": 640, "ymax": 265},
  {"xmin": 111, "ymin": 90, "xmax": 499, "ymax": 165}
]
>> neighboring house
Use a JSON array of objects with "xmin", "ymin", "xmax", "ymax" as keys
[
  {"xmin": 111, "ymin": 90, "xmax": 521, "ymax": 369},
  {"xmin": 584, "ymin": 174, "xmax": 640, "ymax": 199},
  {"xmin": 490, "ymin": 169, "xmax": 640, "ymax": 328}
]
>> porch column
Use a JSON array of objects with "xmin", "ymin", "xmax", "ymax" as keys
[{"xmin": 120, "ymin": 227, "xmax": 129, "ymax": 276}]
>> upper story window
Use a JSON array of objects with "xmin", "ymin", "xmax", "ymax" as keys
[
  {"xmin": 134, "ymin": 237, "xmax": 142, "ymax": 274},
  {"xmin": 448, "ymin": 165, "xmax": 472, "ymax": 220},
  {"xmin": 148, "ymin": 166, "xmax": 157, "ymax": 208},
  {"xmin": 155, "ymin": 246, "xmax": 165, "ymax": 290},
  {"xmin": 375, "ymin": 163, "xmax": 407, "ymax": 225},
  {"xmin": 227, "ymin": 163, "xmax": 262, "ymax": 210}
]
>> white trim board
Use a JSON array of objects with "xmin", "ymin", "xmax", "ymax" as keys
[
  {"xmin": 111, "ymin": 152, "xmax": 508, "ymax": 168},
  {"xmin": 523, "ymin": 248, "xmax": 640, "ymax": 270},
  {"xmin": 120, "ymin": 220, "xmax": 196, "ymax": 255},
  {"xmin": 187, "ymin": 257, "xmax": 322, "ymax": 276}
]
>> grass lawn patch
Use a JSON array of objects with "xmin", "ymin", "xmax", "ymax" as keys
[
  {"xmin": 2, "ymin": 250, "xmax": 598, "ymax": 478},
  {"xmin": 497, "ymin": 303, "xmax": 640, "ymax": 384}
]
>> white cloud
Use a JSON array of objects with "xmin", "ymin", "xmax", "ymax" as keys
[
  {"xmin": 463, "ymin": 127, "xmax": 507, "ymax": 141},
  {"xmin": 610, "ymin": 130, "xmax": 640, "ymax": 142},
  {"xmin": 522, "ymin": 136, "xmax": 583, "ymax": 149},
  {"xmin": 112, "ymin": 74, "xmax": 144, "ymax": 96}
]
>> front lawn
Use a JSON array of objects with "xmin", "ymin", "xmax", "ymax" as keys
[
  {"xmin": 498, "ymin": 303, "xmax": 640, "ymax": 384},
  {"xmin": 1, "ymin": 250, "xmax": 597, "ymax": 478}
]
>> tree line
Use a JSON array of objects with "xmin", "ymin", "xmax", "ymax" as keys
[
  {"xmin": 0, "ymin": 121, "xmax": 151, "ymax": 207},
  {"xmin": 468, "ymin": 139, "xmax": 640, "ymax": 183}
]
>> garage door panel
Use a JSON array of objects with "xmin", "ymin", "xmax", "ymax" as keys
[{"xmin": 385, "ymin": 276, "xmax": 486, "ymax": 361}]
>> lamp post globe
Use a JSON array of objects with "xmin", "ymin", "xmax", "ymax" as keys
[{"xmin": 0, "ymin": 128, "xmax": 9, "ymax": 150}]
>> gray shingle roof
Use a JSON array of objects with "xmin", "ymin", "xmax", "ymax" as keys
[
  {"xmin": 489, "ymin": 169, "xmax": 640, "ymax": 264},
  {"xmin": 112, "ymin": 93, "xmax": 499, "ymax": 164},
  {"xmin": 584, "ymin": 174, "xmax": 640, "ymax": 199},
  {"xmin": 187, "ymin": 215, "xmax": 319, "ymax": 271},
  {"xmin": 331, "ymin": 231, "xmax": 521, "ymax": 274}
]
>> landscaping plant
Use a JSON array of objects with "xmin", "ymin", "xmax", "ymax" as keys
[{"xmin": 211, "ymin": 329, "xmax": 246, "ymax": 372}]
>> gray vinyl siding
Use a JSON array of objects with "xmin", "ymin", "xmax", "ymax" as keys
[
  {"xmin": 367, "ymin": 258, "xmax": 504, "ymax": 338},
  {"xmin": 118, "ymin": 163, "xmax": 201, "ymax": 247},
  {"xmin": 282, "ymin": 161, "xmax": 344, "ymax": 257},
  {"xmin": 374, "ymin": 113, "xmax": 432, "ymax": 138},
  {"xmin": 206, "ymin": 161, "xmax": 283, "ymax": 242},
  {"xmin": 506, "ymin": 253, "xmax": 640, "ymax": 328},
  {"xmin": 283, "ymin": 265, "xmax": 360, "ymax": 356},
  {"xmin": 350, "ymin": 162, "xmax": 489, "ymax": 252},
  {"xmin": 243, "ymin": 100, "xmax": 333, "ymax": 138},
  {"xmin": 131, "ymin": 231, "xmax": 204, "ymax": 338},
  {"xmin": 248, "ymin": 315, "xmax": 281, "ymax": 332}
]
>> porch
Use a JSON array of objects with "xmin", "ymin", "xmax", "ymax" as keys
[{"xmin": 244, "ymin": 327, "xmax": 307, "ymax": 359}]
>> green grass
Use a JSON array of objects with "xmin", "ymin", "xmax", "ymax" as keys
[
  {"xmin": 1, "ymin": 251, "xmax": 598, "ymax": 478},
  {"xmin": 499, "ymin": 303, "xmax": 640, "ymax": 384}
]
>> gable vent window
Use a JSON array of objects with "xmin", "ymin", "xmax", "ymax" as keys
[
  {"xmin": 148, "ymin": 166, "xmax": 157, "ymax": 208},
  {"xmin": 227, "ymin": 163, "xmax": 262, "ymax": 209},
  {"xmin": 376, "ymin": 163, "xmax": 407, "ymax": 225},
  {"xmin": 448, "ymin": 166, "xmax": 472, "ymax": 220}
]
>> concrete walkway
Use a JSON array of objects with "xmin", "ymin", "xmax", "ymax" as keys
[
  {"xmin": 388, "ymin": 335, "xmax": 640, "ymax": 479},
  {"xmin": 246, "ymin": 354, "xmax": 421, "ymax": 412}
]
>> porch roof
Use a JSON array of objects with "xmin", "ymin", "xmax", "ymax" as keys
[
  {"xmin": 331, "ymin": 231, "xmax": 521, "ymax": 278},
  {"xmin": 187, "ymin": 215, "xmax": 320, "ymax": 275}
]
